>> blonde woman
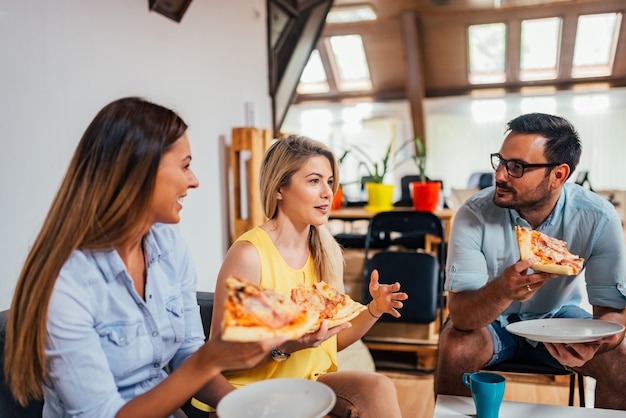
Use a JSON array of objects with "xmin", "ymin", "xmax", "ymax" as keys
[
  {"xmin": 4, "ymin": 97, "xmax": 283, "ymax": 418},
  {"xmin": 206, "ymin": 135, "xmax": 406, "ymax": 417}
]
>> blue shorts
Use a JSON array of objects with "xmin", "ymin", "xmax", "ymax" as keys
[{"xmin": 485, "ymin": 305, "xmax": 592, "ymax": 368}]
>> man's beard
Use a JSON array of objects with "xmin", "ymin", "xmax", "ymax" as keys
[{"xmin": 493, "ymin": 176, "xmax": 551, "ymax": 212}]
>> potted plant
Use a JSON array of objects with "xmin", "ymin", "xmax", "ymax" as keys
[
  {"xmin": 410, "ymin": 137, "xmax": 441, "ymax": 212},
  {"xmin": 348, "ymin": 138, "xmax": 417, "ymax": 212}
]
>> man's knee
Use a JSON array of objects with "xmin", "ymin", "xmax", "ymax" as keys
[{"xmin": 438, "ymin": 325, "xmax": 494, "ymax": 366}]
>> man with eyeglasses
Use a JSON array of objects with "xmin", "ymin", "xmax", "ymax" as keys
[{"xmin": 435, "ymin": 113, "xmax": 626, "ymax": 409}]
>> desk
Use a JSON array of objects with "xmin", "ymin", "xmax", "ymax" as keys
[
  {"xmin": 434, "ymin": 395, "xmax": 622, "ymax": 417},
  {"xmin": 329, "ymin": 208, "xmax": 455, "ymax": 244}
]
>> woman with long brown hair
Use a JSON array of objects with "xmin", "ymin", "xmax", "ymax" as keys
[
  {"xmin": 4, "ymin": 97, "xmax": 283, "ymax": 417},
  {"xmin": 204, "ymin": 135, "xmax": 407, "ymax": 417}
]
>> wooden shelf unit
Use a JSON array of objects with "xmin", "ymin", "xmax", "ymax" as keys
[{"xmin": 230, "ymin": 127, "xmax": 273, "ymax": 243}]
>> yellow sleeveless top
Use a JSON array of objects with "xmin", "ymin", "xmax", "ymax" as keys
[{"xmin": 223, "ymin": 226, "xmax": 338, "ymax": 387}]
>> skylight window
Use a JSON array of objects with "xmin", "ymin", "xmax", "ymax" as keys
[
  {"xmin": 326, "ymin": 4, "xmax": 377, "ymax": 24},
  {"xmin": 297, "ymin": 49, "xmax": 329, "ymax": 94},
  {"xmin": 572, "ymin": 13, "xmax": 621, "ymax": 78},
  {"xmin": 329, "ymin": 35, "xmax": 371, "ymax": 91},
  {"xmin": 520, "ymin": 17, "xmax": 560, "ymax": 81},
  {"xmin": 468, "ymin": 23, "xmax": 506, "ymax": 84}
]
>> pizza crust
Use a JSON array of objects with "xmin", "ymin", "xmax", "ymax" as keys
[
  {"xmin": 222, "ymin": 309, "xmax": 319, "ymax": 342},
  {"xmin": 527, "ymin": 262, "xmax": 576, "ymax": 276},
  {"xmin": 325, "ymin": 301, "xmax": 367, "ymax": 328}
]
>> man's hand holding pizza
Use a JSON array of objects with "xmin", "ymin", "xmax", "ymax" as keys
[
  {"xmin": 497, "ymin": 258, "xmax": 557, "ymax": 302},
  {"xmin": 366, "ymin": 269, "xmax": 409, "ymax": 319}
]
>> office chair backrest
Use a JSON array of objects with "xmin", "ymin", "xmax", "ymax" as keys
[
  {"xmin": 467, "ymin": 171, "xmax": 494, "ymax": 189},
  {"xmin": 364, "ymin": 211, "xmax": 445, "ymax": 256},
  {"xmin": 478, "ymin": 173, "xmax": 494, "ymax": 189},
  {"xmin": 363, "ymin": 251, "xmax": 439, "ymax": 323},
  {"xmin": 400, "ymin": 175, "xmax": 423, "ymax": 202},
  {"xmin": 363, "ymin": 210, "xmax": 447, "ymax": 328}
]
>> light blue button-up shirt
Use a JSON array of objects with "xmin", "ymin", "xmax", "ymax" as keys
[
  {"xmin": 43, "ymin": 223, "xmax": 205, "ymax": 417},
  {"xmin": 446, "ymin": 183, "xmax": 626, "ymax": 328}
]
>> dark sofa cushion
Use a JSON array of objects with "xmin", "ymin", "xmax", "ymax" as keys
[
  {"xmin": 196, "ymin": 291, "xmax": 214, "ymax": 339},
  {"xmin": 0, "ymin": 309, "xmax": 44, "ymax": 418}
]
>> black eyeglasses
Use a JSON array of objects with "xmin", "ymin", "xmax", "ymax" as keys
[{"xmin": 490, "ymin": 153, "xmax": 558, "ymax": 178}]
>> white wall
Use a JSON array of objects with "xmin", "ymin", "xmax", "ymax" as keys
[
  {"xmin": 424, "ymin": 89, "xmax": 626, "ymax": 194},
  {"xmin": 283, "ymin": 88, "xmax": 626, "ymax": 201},
  {"xmin": 0, "ymin": 0, "xmax": 271, "ymax": 310}
]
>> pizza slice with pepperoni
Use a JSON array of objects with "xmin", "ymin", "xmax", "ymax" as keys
[{"xmin": 515, "ymin": 226, "xmax": 584, "ymax": 276}]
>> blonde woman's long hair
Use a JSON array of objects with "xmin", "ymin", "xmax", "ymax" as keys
[
  {"xmin": 4, "ymin": 97, "xmax": 187, "ymax": 405},
  {"xmin": 259, "ymin": 135, "xmax": 343, "ymax": 287}
]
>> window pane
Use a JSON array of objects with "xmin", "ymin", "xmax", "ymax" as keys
[
  {"xmin": 468, "ymin": 23, "xmax": 506, "ymax": 84},
  {"xmin": 329, "ymin": 35, "xmax": 372, "ymax": 91},
  {"xmin": 297, "ymin": 49, "xmax": 329, "ymax": 94},
  {"xmin": 326, "ymin": 5, "xmax": 377, "ymax": 24},
  {"xmin": 572, "ymin": 13, "xmax": 621, "ymax": 78},
  {"xmin": 520, "ymin": 17, "xmax": 560, "ymax": 81}
]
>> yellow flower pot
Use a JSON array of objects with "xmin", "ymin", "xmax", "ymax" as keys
[{"xmin": 365, "ymin": 183, "xmax": 394, "ymax": 212}]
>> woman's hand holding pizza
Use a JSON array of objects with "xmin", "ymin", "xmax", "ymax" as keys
[
  {"xmin": 201, "ymin": 331, "xmax": 287, "ymax": 373},
  {"xmin": 284, "ymin": 320, "xmax": 352, "ymax": 353},
  {"xmin": 367, "ymin": 269, "xmax": 409, "ymax": 319}
]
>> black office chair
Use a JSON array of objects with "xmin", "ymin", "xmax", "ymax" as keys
[
  {"xmin": 394, "ymin": 175, "xmax": 423, "ymax": 206},
  {"xmin": 360, "ymin": 211, "xmax": 446, "ymax": 372},
  {"xmin": 362, "ymin": 211, "xmax": 447, "ymax": 329},
  {"xmin": 362, "ymin": 251, "xmax": 439, "ymax": 324},
  {"xmin": 467, "ymin": 172, "xmax": 494, "ymax": 189},
  {"xmin": 334, "ymin": 232, "xmax": 368, "ymax": 249}
]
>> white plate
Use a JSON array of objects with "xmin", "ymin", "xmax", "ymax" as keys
[
  {"xmin": 506, "ymin": 318, "xmax": 624, "ymax": 343},
  {"xmin": 216, "ymin": 378, "xmax": 336, "ymax": 418}
]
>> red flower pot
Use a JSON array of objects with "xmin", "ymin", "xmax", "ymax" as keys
[
  {"xmin": 331, "ymin": 185, "xmax": 344, "ymax": 210},
  {"xmin": 411, "ymin": 181, "xmax": 441, "ymax": 212}
]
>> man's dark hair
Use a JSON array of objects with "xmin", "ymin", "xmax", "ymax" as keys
[{"xmin": 506, "ymin": 113, "xmax": 582, "ymax": 178}]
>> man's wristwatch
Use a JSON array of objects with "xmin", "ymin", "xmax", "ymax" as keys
[{"xmin": 270, "ymin": 347, "xmax": 291, "ymax": 362}]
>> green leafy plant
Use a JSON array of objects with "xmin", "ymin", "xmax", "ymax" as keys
[
  {"xmin": 411, "ymin": 137, "xmax": 427, "ymax": 183},
  {"xmin": 348, "ymin": 137, "xmax": 423, "ymax": 184}
]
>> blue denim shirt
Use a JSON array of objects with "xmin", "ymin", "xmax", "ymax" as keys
[
  {"xmin": 43, "ymin": 223, "xmax": 205, "ymax": 417},
  {"xmin": 446, "ymin": 183, "xmax": 626, "ymax": 328}
]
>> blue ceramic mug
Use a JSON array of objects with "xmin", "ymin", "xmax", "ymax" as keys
[{"xmin": 462, "ymin": 372, "xmax": 506, "ymax": 418}]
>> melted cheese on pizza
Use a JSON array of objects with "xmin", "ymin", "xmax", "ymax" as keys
[
  {"xmin": 225, "ymin": 277, "xmax": 306, "ymax": 329},
  {"xmin": 518, "ymin": 226, "xmax": 584, "ymax": 274}
]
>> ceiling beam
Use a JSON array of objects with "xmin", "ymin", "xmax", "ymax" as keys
[{"xmin": 401, "ymin": 11, "xmax": 426, "ymax": 144}]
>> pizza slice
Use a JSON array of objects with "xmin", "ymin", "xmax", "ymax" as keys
[
  {"xmin": 291, "ymin": 282, "xmax": 367, "ymax": 330},
  {"xmin": 515, "ymin": 226, "xmax": 584, "ymax": 276},
  {"xmin": 221, "ymin": 275, "xmax": 319, "ymax": 342}
]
